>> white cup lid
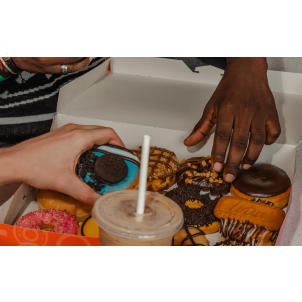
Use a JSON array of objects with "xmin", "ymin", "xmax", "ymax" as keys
[{"xmin": 92, "ymin": 190, "xmax": 184, "ymax": 240}]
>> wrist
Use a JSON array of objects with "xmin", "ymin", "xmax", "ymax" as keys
[
  {"xmin": 227, "ymin": 57, "xmax": 268, "ymax": 75},
  {"xmin": 0, "ymin": 147, "xmax": 23, "ymax": 186},
  {"xmin": 0, "ymin": 57, "xmax": 21, "ymax": 81},
  {"xmin": 10, "ymin": 58, "xmax": 22, "ymax": 71}
]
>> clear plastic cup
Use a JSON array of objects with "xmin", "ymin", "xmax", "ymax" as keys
[{"xmin": 92, "ymin": 190, "xmax": 184, "ymax": 246}]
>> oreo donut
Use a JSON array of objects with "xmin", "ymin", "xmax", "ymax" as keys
[
  {"xmin": 231, "ymin": 163, "xmax": 291, "ymax": 209},
  {"xmin": 76, "ymin": 145, "xmax": 140, "ymax": 194},
  {"xmin": 176, "ymin": 156, "xmax": 229, "ymax": 196},
  {"xmin": 165, "ymin": 184, "xmax": 221, "ymax": 235}
]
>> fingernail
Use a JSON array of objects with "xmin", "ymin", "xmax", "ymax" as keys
[
  {"xmin": 213, "ymin": 162, "xmax": 222, "ymax": 172},
  {"xmin": 225, "ymin": 174, "xmax": 234, "ymax": 182},
  {"xmin": 242, "ymin": 164, "xmax": 251, "ymax": 170},
  {"xmin": 89, "ymin": 57, "xmax": 94, "ymax": 62}
]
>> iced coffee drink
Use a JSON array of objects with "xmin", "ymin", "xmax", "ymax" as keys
[{"xmin": 92, "ymin": 190, "xmax": 184, "ymax": 246}]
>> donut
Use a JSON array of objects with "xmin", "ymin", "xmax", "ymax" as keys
[
  {"xmin": 77, "ymin": 216, "xmax": 99, "ymax": 238},
  {"xmin": 214, "ymin": 196, "xmax": 286, "ymax": 246},
  {"xmin": 176, "ymin": 156, "xmax": 230, "ymax": 196},
  {"xmin": 173, "ymin": 226, "xmax": 209, "ymax": 246},
  {"xmin": 214, "ymin": 238, "xmax": 252, "ymax": 246},
  {"xmin": 165, "ymin": 184, "xmax": 221, "ymax": 234},
  {"xmin": 15, "ymin": 209, "xmax": 79, "ymax": 235},
  {"xmin": 231, "ymin": 163, "xmax": 291, "ymax": 208},
  {"xmin": 76, "ymin": 144, "xmax": 140, "ymax": 194},
  {"xmin": 132, "ymin": 146, "xmax": 180, "ymax": 192},
  {"xmin": 38, "ymin": 190, "xmax": 93, "ymax": 222}
]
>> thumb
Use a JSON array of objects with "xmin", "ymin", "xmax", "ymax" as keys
[
  {"xmin": 184, "ymin": 107, "xmax": 216, "ymax": 146},
  {"xmin": 59, "ymin": 175, "xmax": 101, "ymax": 205}
]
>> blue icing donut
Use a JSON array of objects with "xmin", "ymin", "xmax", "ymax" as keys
[{"xmin": 77, "ymin": 145, "xmax": 140, "ymax": 194}]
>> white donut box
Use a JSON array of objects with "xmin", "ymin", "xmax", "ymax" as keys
[{"xmin": 0, "ymin": 57, "xmax": 302, "ymax": 246}]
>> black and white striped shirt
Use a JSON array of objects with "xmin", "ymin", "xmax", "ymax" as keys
[{"xmin": 0, "ymin": 57, "xmax": 106, "ymax": 148}]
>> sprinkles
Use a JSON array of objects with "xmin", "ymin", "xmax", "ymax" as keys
[{"xmin": 16, "ymin": 209, "xmax": 79, "ymax": 235}]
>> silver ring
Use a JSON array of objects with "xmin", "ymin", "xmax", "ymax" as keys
[{"xmin": 61, "ymin": 64, "xmax": 68, "ymax": 74}]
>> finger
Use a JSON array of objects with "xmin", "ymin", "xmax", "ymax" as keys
[
  {"xmin": 242, "ymin": 118, "xmax": 266, "ymax": 169},
  {"xmin": 48, "ymin": 57, "xmax": 86, "ymax": 65},
  {"xmin": 47, "ymin": 58, "xmax": 91, "ymax": 74},
  {"xmin": 265, "ymin": 115, "xmax": 281, "ymax": 145},
  {"xmin": 211, "ymin": 109, "xmax": 234, "ymax": 173},
  {"xmin": 59, "ymin": 175, "xmax": 101, "ymax": 205},
  {"xmin": 59, "ymin": 123, "xmax": 106, "ymax": 132},
  {"xmin": 184, "ymin": 106, "xmax": 216, "ymax": 146},
  {"xmin": 87, "ymin": 127, "xmax": 125, "ymax": 148},
  {"xmin": 223, "ymin": 116, "xmax": 252, "ymax": 182}
]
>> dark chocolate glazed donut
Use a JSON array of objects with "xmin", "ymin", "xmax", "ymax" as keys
[{"xmin": 233, "ymin": 163, "xmax": 291, "ymax": 198}]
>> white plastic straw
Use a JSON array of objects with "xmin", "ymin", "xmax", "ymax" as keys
[{"xmin": 136, "ymin": 135, "xmax": 150, "ymax": 215}]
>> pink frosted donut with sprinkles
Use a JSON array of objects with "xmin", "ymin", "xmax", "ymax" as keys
[{"xmin": 16, "ymin": 209, "xmax": 79, "ymax": 235}]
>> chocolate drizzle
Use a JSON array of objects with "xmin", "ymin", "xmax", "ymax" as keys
[
  {"xmin": 165, "ymin": 184, "xmax": 220, "ymax": 228},
  {"xmin": 219, "ymin": 218, "xmax": 279, "ymax": 246},
  {"xmin": 134, "ymin": 147, "xmax": 179, "ymax": 181},
  {"xmin": 172, "ymin": 226, "xmax": 206, "ymax": 246},
  {"xmin": 252, "ymin": 198, "xmax": 274, "ymax": 206},
  {"xmin": 233, "ymin": 163, "xmax": 291, "ymax": 198}
]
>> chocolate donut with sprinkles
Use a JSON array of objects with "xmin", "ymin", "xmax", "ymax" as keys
[
  {"xmin": 176, "ymin": 156, "xmax": 230, "ymax": 196},
  {"xmin": 165, "ymin": 184, "xmax": 221, "ymax": 236}
]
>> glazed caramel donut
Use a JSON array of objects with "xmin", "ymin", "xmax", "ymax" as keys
[
  {"xmin": 132, "ymin": 146, "xmax": 179, "ymax": 192},
  {"xmin": 176, "ymin": 156, "xmax": 229, "ymax": 196},
  {"xmin": 214, "ymin": 196, "xmax": 286, "ymax": 246},
  {"xmin": 37, "ymin": 190, "xmax": 93, "ymax": 222},
  {"xmin": 78, "ymin": 216, "xmax": 99, "ymax": 238},
  {"xmin": 165, "ymin": 184, "xmax": 221, "ymax": 234},
  {"xmin": 231, "ymin": 163, "xmax": 291, "ymax": 209}
]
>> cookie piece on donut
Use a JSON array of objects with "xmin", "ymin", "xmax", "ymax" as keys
[
  {"xmin": 76, "ymin": 144, "xmax": 140, "ymax": 194},
  {"xmin": 214, "ymin": 196, "xmax": 286, "ymax": 246},
  {"xmin": 37, "ymin": 190, "xmax": 92, "ymax": 222},
  {"xmin": 231, "ymin": 163, "xmax": 291, "ymax": 208},
  {"xmin": 176, "ymin": 156, "xmax": 229, "ymax": 196},
  {"xmin": 165, "ymin": 184, "xmax": 221, "ymax": 236},
  {"xmin": 132, "ymin": 146, "xmax": 179, "ymax": 192}
]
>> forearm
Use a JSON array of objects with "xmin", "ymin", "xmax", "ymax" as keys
[{"xmin": 0, "ymin": 147, "xmax": 22, "ymax": 186}]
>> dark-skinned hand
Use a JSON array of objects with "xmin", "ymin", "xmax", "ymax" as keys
[
  {"xmin": 184, "ymin": 57, "xmax": 281, "ymax": 183},
  {"xmin": 11, "ymin": 57, "xmax": 93, "ymax": 74}
]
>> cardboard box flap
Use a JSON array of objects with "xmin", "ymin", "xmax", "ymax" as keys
[
  {"xmin": 57, "ymin": 58, "xmax": 302, "ymax": 145},
  {"xmin": 112, "ymin": 58, "xmax": 302, "ymax": 96},
  {"xmin": 0, "ymin": 184, "xmax": 31, "ymax": 224},
  {"xmin": 57, "ymin": 58, "xmax": 111, "ymax": 113},
  {"xmin": 278, "ymin": 140, "xmax": 302, "ymax": 245}
]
